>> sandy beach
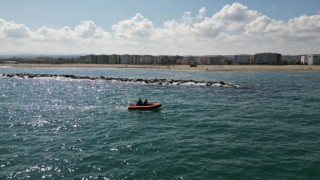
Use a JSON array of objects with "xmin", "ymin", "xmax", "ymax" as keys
[{"xmin": 1, "ymin": 63, "xmax": 320, "ymax": 71}]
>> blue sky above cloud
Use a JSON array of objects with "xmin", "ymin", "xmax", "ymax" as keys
[{"xmin": 0, "ymin": 0, "xmax": 320, "ymax": 55}]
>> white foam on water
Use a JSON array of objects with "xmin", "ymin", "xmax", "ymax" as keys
[
  {"xmin": 180, "ymin": 82, "xmax": 206, "ymax": 86},
  {"xmin": 27, "ymin": 119, "xmax": 50, "ymax": 127}
]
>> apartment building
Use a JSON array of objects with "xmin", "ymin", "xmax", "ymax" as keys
[
  {"xmin": 307, "ymin": 54, "xmax": 320, "ymax": 65},
  {"xmin": 253, "ymin": 53, "xmax": 281, "ymax": 65},
  {"xmin": 234, "ymin": 55, "xmax": 251, "ymax": 65}
]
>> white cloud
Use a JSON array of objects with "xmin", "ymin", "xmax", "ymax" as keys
[
  {"xmin": 282, "ymin": 14, "xmax": 320, "ymax": 40},
  {"xmin": 197, "ymin": 7, "xmax": 207, "ymax": 20},
  {"xmin": 0, "ymin": 18, "xmax": 31, "ymax": 39},
  {"xmin": 214, "ymin": 3, "xmax": 259, "ymax": 22},
  {"xmin": 75, "ymin": 20, "xmax": 110, "ymax": 39},
  {"xmin": 244, "ymin": 15, "xmax": 284, "ymax": 36},
  {"xmin": 32, "ymin": 26, "xmax": 71, "ymax": 42},
  {"xmin": 31, "ymin": 21, "xmax": 111, "ymax": 43},
  {"xmin": 112, "ymin": 13, "xmax": 154, "ymax": 40},
  {"xmin": 0, "ymin": 3, "xmax": 320, "ymax": 55}
]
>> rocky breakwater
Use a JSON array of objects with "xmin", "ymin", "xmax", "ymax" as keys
[{"xmin": 1, "ymin": 73, "xmax": 238, "ymax": 87}]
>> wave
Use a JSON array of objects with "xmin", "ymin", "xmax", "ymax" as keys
[
  {"xmin": 0, "ymin": 73, "xmax": 240, "ymax": 88},
  {"xmin": 0, "ymin": 66, "xmax": 12, "ymax": 68}
]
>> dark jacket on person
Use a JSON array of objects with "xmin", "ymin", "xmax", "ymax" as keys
[
  {"xmin": 143, "ymin": 99, "xmax": 148, "ymax": 105},
  {"xmin": 137, "ymin": 98, "xmax": 143, "ymax": 106}
]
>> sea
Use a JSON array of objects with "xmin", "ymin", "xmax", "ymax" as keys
[{"xmin": 1, "ymin": 66, "xmax": 320, "ymax": 179}]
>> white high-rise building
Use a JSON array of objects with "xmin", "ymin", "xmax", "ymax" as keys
[{"xmin": 307, "ymin": 54, "xmax": 320, "ymax": 65}]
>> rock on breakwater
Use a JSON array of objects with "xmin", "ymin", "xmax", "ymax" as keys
[{"xmin": 0, "ymin": 73, "xmax": 239, "ymax": 87}]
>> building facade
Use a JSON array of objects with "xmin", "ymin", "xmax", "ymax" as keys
[
  {"xmin": 301, "ymin": 55, "xmax": 307, "ymax": 64},
  {"xmin": 234, "ymin": 55, "xmax": 251, "ymax": 65},
  {"xmin": 307, "ymin": 54, "xmax": 320, "ymax": 65},
  {"xmin": 77, "ymin": 55, "xmax": 227, "ymax": 65},
  {"xmin": 254, "ymin": 53, "xmax": 281, "ymax": 65}
]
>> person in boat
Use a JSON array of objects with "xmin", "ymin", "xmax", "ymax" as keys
[
  {"xmin": 137, "ymin": 98, "xmax": 143, "ymax": 106},
  {"xmin": 143, "ymin": 99, "xmax": 148, "ymax": 105}
]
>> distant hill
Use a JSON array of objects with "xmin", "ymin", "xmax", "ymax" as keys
[{"xmin": 0, "ymin": 54, "xmax": 83, "ymax": 59}]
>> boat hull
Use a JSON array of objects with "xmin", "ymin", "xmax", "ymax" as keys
[{"xmin": 128, "ymin": 102, "xmax": 162, "ymax": 110}]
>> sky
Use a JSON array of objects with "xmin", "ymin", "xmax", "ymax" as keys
[{"xmin": 0, "ymin": 0, "xmax": 320, "ymax": 55}]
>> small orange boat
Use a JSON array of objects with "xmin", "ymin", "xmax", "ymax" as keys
[{"xmin": 128, "ymin": 102, "xmax": 162, "ymax": 110}]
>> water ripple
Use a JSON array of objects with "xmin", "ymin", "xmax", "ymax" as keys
[{"xmin": 1, "ymin": 69, "xmax": 320, "ymax": 179}]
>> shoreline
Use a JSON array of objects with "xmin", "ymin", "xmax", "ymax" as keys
[{"xmin": 1, "ymin": 63, "xmax": 320, "ymax": 71}]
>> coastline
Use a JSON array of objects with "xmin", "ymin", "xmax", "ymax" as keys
[{"xmin": 1, "ymin": 63, "xmax": 320, "ymax": 71}]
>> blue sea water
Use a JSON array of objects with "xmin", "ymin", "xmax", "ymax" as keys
[{"xmin": 1, "ymin": 67, "xmax": 320, "ymax": 179}]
